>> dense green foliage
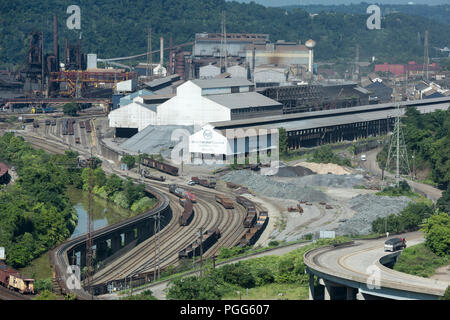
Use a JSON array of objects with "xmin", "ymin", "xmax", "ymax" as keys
[
  {"xmin": 2, "ymin": 1, "xmax": 450, "ymax": 69},
  {"xmin": 442, "ymin": 286, "xmax": 450, "ymax": 300},
  {"xmin": 289, "ymin": 3, "xmax": 450, "ymax": 26},
  {"xmin": 309, "ymin": 145, "xmax": 351, "ymax": 167},
  {"xmin": 0, "ymin": 133, "xmax": 79, "ymax": 268},
  {"xmin": 121, "ymin": 154, "xmax": 136, "ymax": 169},
  {"xmin": 376, "ymin": 180, "xmax": 415, "ymax": 197},
  {"xmin": 166, "ymin": 238, "xmax": 348, "ymax": 300},
  {"xmin": 62, "ymin": 103, "xmax": 78, "ymax": 117},
  {"xmin": 421, "ymin": 212, "xmax": 450, "ymax": 257},
  {"xmin": 82, "ymin": 169, "xmax": 154, "ymax": 213},
  {"xmin": 371, "ymin": 202, "xmax": 434, "ymax": 234},
  {"xmin": 393, "ymin": 243, "xmax": 449, "ymax": 278},
  {"xmin": 278, "ymin": 128, "xmax": 288, "ymax": 155},
  {"xmin": 437, "ymin": 186, "xmax": 450, "ymax": 213},
  {"xmin": 377, "ymin": 108, "xmax": 450, "ymax": 190},
  {"xmin": 121, "ymin": 290, "xmax": 157, "ymax": 300}
]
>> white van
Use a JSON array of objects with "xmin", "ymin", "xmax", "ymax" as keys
[{"xmin": 361, "ymin": 154, "xmax": 367, "ymax": 161}]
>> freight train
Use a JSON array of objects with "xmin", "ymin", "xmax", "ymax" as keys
[
  {"xmin": 236, "ymin": 196, "xmax": 257, "ymax": 228},
  {"xmin": 79, "ymin": 120, "xmax": 85, "ymax": 128},
  {"xmin": 178, "ymin": 198, "xmax": 194, "ymax": 226},
  {"xmin": 178, "ymin": 228, "xmax": 221, "ymax": 259},
  {"xmin": 141, "ymin": 157, "xmax": 179, "ymax": 176},
  {"xmin": 239, "ymin": 211, "xmax": 269, "ymax": 247},
  {"xmin": 169, "ymin": 184, "xmax": 196, "ymax": 203},
  {"xmin": 215, "ymin": 194, "xmax": 234, "ymax": 209},
  {"xmin": 191, "ymin": 177, "xmax": 216, "ymax": 189},
  {"xmin": 0, "ymin": 262, "xmax": 35, "ymax": 294}
]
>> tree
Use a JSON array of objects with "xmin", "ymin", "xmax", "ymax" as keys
[
  {"xmin": 437, "ymin": 186, "xmax": 450, "ymax": 213},
  {"xmin": 62, "ymin": 103, "xmax": 79, "ymax": 116},
  {"xmin": 421, "ymin": 213, "xmax": 450, "ymax": 257},
  {"xmin": 105, "ymin": 174, "xmax": 123, "ymax": 196},
  {"xmin": 166, "ymin": 275, "xmax": 223, "ymax": 300},
  {"xmin": 441, "ymin": 286, "xmax": 450, "ymax": 300},
  {"xmin": 278, "ymin": 128, "xmax": 288, "ymax": 155},
  {"xmin": 121, "ymin": 154, "xmax": 136, "ymax": 169}
]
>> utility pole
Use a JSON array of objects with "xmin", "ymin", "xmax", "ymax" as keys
[
  {"xmin": 198, "ymin": 227, "xmax": 204, "ymax": 277},
  {"xmin": 85, "ymin": 148, "xmax": 95, "ymax": 299}
]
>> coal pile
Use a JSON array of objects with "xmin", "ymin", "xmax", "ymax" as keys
[{"xmin": 275, "ymin": 166, "xmax": 315, "ymax": 178}]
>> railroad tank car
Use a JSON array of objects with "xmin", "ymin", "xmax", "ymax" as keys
[
  {"xmin": 0, "ymin": 262, "xmax": 35, "ymax": 294},
  {"xmin": 169, "ymin": 184, "xmax": 196, "ymax": 203},
  {"xmin": 215, "ymin": 194, "xmax": 234, "ymax": 209}
]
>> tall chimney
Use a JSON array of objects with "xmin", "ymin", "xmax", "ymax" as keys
[
  {"xmin": 53, "ymin": 15, "xmax": 59, "ymax": 67},
  {"xmin": 169, "ymin": 36, "xmax": 173, "ymax": 75},
  {"xmin": 160, "ymin": 37, "xmax": 164, "ymax": 66},
  {"xmin": 308, "ymin": 48, "xmax": 313, "ymax": 73}
]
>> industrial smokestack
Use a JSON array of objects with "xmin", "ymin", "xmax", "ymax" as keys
[
  {"xmin": 160, "ymin": 37, "xmax": 164, "ymax": 66},
  {"xmin": 53, "ymin": 15, "xmax": 59, "ymax": 67},
  {"xmin": 169, "ymin": 36, "xmax": 173, "ymax": 75}
]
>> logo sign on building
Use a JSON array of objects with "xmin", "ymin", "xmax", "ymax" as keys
[
  {"xmin": 66, "ymin": 5, "xmax": 81, "ymax": 30},
  {"xmin": 189, "ymin": 125, "xmax": 229, "ymax": 155},
  {"xmin": 319, "ymin": 230, "xmax": 336, "ymax": 239},
  {"xmin": 0, "ymin": 247, "xmax": 5, "ymax": 260}
]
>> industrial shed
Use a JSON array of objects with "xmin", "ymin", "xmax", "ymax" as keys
[
  {"xmin": 108, "ymin": 99, "xmax": 158, "ymax": 137},
  {"xmin": 155, "ymin": 78, "xmax": 283, "ymax": 126}
]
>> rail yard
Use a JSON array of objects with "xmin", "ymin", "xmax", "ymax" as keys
[{"xmin": 1, "ymin": 2, "xmax": 449, "ymax": 305}]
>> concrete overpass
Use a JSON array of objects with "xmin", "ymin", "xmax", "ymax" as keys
[{"xmin": 304, "ymin": 232, "xmax": 449, "ymax": 300}]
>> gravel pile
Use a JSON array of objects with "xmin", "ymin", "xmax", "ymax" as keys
[
  {"xmin": 221, "ymin": 170, "xmax": 329, "ymax": 202},
  {"xmin": 292, "ymin": 174, "xmax": 365, "ymax": 188},
  {"xmin": 336, "ymin": 194, "xmax": 412, "ymax": 236}
]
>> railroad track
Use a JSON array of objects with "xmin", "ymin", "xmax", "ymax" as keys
[
  {"xmin": 0, "ymin": 286, "xmax": 31, "ymax": 300},
  {"xmin": 91, "ymin": 177, "xmax": 249, "ymax": 287}
]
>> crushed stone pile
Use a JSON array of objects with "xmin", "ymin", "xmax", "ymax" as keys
[
  {"xmin": 221, "ymin": 170, "xmax": 329, "ymax": 202},
  {"xmin": 336, "ymin": 194, "xmax": 412, "ymax": 236}
]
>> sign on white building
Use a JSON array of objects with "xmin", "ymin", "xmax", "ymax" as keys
[{"xmin": 189, "ymin": 124, "xmax": 230, "ymax": 155}]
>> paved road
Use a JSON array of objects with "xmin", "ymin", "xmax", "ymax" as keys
[
  {"xmin": 362, "ymin": 147, "xmax": 442, "ymax": 201},
  {"xmin": 305, "ymin": 231, "xmax": 449, "ymax": 298}
]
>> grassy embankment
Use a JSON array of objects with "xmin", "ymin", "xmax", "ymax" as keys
[{"xmin": 393, "ymin": 243, "xmax": 449, "ymax": 278}]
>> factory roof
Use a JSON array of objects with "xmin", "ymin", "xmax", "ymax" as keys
[
  {"xmin": 144, "ymin": 74, "xmax": 180, "ymax": 89},
  {"xmin": 210, "ymin": 96, "xmax": 450, "ymax": 129},
  {"xmin": 192, "ymin": 78, "xmax": 253, "ymax": 89},
  {"xmin": 206, "ymin": 92, "xmax": 282, "ymax": 110},
  {"xmin": 135, "ymin": 101, "xmax": 158, "ymax": 112},
  {"xmin": 216, "ymin": 102, "xmax": 449, "ymax": 134}
]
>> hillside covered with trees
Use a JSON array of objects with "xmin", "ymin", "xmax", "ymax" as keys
[{"xmin": 1, "ymin": 0, "xmax": 450, "ymax": 69}]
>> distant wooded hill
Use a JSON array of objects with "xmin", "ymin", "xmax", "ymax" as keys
[{"xmin": 0, "ymin": 0, "xmax": 449, "ymax": 69}]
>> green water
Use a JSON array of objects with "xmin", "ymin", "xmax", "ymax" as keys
[{"xmin": 67, "ymin": 187, "xmax": 137, "ymax": 239}]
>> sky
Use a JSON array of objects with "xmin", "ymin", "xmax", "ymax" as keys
[{"xmin": 230, "ymin": 0, "xmax": 450, "ymax": 6}]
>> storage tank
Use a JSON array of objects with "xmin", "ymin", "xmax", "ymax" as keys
[{"xmin": 87, "ymin": 53, "xmax": 97, "ymax": 70}]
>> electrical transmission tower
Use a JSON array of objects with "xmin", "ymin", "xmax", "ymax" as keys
[{"xmin": 384, "ymin": 89, "xmax": 411, "ymax": 186}]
